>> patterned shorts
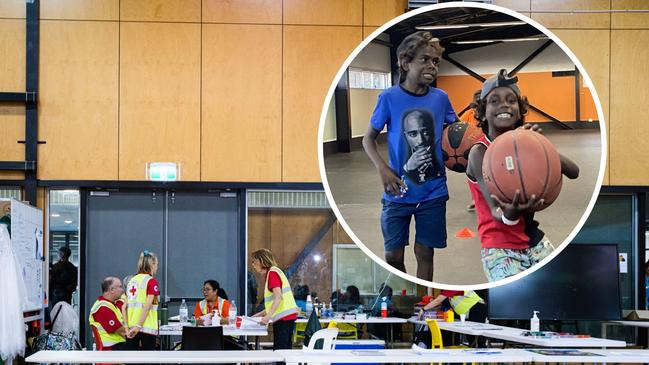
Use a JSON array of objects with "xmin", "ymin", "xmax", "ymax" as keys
[{"xmin": 481, "ymin": 237, "xmax": 555, "ymax": 282}]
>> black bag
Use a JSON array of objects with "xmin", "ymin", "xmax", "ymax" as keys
[
  {"xmin": 302, "ymin": 310, "xmax": 322, "ymax": 348},
  {"xmin": 31, "ymin": 305, "xmax": 81, "ymax": 352}
]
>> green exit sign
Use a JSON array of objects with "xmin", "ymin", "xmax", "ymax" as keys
[{"xmin": 147, "ymin": 162, "xmax": 179, "ymax": 182}]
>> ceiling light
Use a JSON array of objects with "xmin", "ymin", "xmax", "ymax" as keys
[
  {"xmin": 313, "ymin": 254, "xmax": 321, "ymax": 262},
  {"xmin": 51, "ymin": 213, "xmax": 60, "ymax": 217},
  {"xmin": 416, "ymin": 21, "xmax": 526, "ymax": 30},
  {"xmin": 452, "ymin": 36, "xmax": 547, "ymax": 45},
  {"xmin": 64, "ymin": 220, "xmax": 72, "ymax": 224}
]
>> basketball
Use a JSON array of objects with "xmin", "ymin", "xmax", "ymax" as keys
[
  {"xmin": 441, "ymin": 122, "xmax": 484, "ymax": 173},
  {"xmin": 482, "ymin": 129, "xmax": 562, "ymax": 211}
]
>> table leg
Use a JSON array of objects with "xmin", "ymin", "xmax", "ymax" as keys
[{"xmin": 601, "ymin": 322, "xmax": 608, "ymax": 339}]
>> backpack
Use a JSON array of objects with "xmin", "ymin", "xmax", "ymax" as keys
[{"xmin": 31, "ymin": 304, "xmax": 81, "ymax": 353}]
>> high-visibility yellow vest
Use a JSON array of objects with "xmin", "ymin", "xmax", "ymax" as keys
[
  {"xmin": 449, "ymin": 291, "xmax": 483, "ymax": 315},
  {"xmin": 198, "ymin": 297, "xmax": 227, "ymax": 316},
  {"xmin": 88, "ymin": 299, "xmax": 126, "ymax": 347},
  {"xmin": 263, "ymin": 267, "xmax": 298, "ymax": 321},
  {"xmin": 126, "ymin": 273, "xmax": 159, "ymax": 335}
]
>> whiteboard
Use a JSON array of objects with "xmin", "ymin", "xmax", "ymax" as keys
[{"xmin": 9, "ymin": 199, "xmax": 44, "ymax": 312}]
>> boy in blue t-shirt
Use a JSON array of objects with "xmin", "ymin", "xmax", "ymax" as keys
[{"xmin": 362, "ymin": 31, "xmax": 458, "ymax": 281}]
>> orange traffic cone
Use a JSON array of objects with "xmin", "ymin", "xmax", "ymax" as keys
[{"xmin": 455, "ymin": 227, "xmax": 476, "ymax": 239}]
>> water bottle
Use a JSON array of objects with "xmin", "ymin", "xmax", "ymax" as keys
[
  {"xmin": 306, "ymin": 295, "xmax": 313, "ymax": 317},
  {"xmin": 229, "ymin": 301, "xmax": 237, "ymax": 326},
  {"xmin": 213, "ymin": 309, "xmax": 221, "ymax": 327},
  {"xmin": 380, "ymin": 297, "xmax": 387, "ymax": 318},
  {"xmin": 179, "ymin": 299, "xmax": 188, "ymax": 324}
]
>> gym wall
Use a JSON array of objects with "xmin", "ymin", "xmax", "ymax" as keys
[{"xmin": 0, "ymin": 0, "xmax": 648, "ymax": 186}]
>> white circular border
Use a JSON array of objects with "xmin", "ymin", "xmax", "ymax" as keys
[{"xmin": 317, "ymin": 2, "xmax": 607, "ymax": 291}]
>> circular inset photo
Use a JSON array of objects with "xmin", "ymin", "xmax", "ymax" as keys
[{"xmin": 319, "ymin": 3, "xmax": 605, "ymax": 289}]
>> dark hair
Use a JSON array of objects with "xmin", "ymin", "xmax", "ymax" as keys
[
  {"xmin": 396, "ymin": 31, "xmax": 444, "ymax": 83},
  {"xmin": 59, "ymin": 246, "xmax": 71, "ymax": 258},
  {"xmin": 469, "ymin": 89, "xmax": 481, "ymax": 109},
  {"xmin": 204, "ymin": 279, "xmax": 228, "ymax": 300},
  {"xmin": 378, "ymin": 283, "xmax": 393, "ymax": 298},
  {"xmin": 101, "ymin": 277, "xmax": 116, "ymax": 293},
  {"xmin": 345, "ymin": 285, "xmax": 361, "ymax": 305},
  {"xmin": 293, "ymin": 284, "xmax": 310, "ymax": 301},
  {"xmin": 475, "ymin": 92, "xmax": 530, "ymax": 135}
]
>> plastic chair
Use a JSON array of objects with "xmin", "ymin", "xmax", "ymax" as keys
[
  {"xmin": 425, "ymin": 319, "xmax": 468, "ymax": 349},
  {"xmin": 293, "ymin": 321, "xmax": 307, "ymax": 344},
  {"xmin": 426, "ymin": 319, "xmax": 472, "ymax": 365},
  {"xmin": 327, "ymin": 321, "xmax": 358, "ymax": 340},
  {"xmin": 90, "ymin": 324, "xmax": 112, "ymax": 365},
  {"xmin": 303, "ymin": 328, "xmax": 339, "ymax": 352},
  {"xmin": 89, "ymin": 324, "xmax": 104, "ymax": 351}
]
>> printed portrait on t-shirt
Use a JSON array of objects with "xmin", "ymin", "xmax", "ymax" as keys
[{"xmin": 401, "ymin": 109, "xmax": 440, "ymax": 184}]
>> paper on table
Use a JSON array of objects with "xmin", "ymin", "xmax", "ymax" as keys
[
  {"xmin": 240, "ymin": 316, "xmax": 266, "ymax": 329},
  {"xmin": 410, "ymin": 344, "xmax": 450, "ymax": 355}
]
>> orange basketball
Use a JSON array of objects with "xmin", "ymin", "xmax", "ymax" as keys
[
  {"xmin": 441, "ymin": 122, "xmax": 484, "ymax": 173},
  {"xmin": 482, "ymin": 129, "xmax": 562, "ymax": 211}
]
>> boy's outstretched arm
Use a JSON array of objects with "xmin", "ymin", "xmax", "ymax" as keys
[
  {"xmin": 362, "ymin": 125, "xmax": 405, "ymax": 196},
  {"xmin": 560, "ymin": 153, "xmax": 579, "ymax": 179}
]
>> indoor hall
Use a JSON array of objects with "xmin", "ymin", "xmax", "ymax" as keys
[{"xmin": 0, "ymin": 1, "xmax": 648, "ymax": 364}]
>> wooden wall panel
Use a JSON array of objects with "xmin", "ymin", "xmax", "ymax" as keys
[
  {"xmin": 0, "ymin": 102, "xmax": 25, "ymax": 181},
  {"xmin": 0, "ymin": 19, "xmax": 24, "ymax": 91},
  {"xmin": 284, "ymin": 0, "xmax": 362, "ymax": 26},
  {"xmin": 119, "ymin": 23, "xmax": 201, "ymax": 181},
  {"xmin": 269, "ymin": 210, "xmax": 332, "ymax": 299},
  {"xmin": 202, "ymin": 24, "xmax": 282, "ymax": 182},
  {"xmin": 364, "ymin": 26, "xmax": 379, "ymax": 39},
  {"xmin": 248, "ymin": 209, "xmax": 334, "ymax": 306},
  {"xmin": 283, "ymin": 26, "xmax": 362, "ymax": 182},
  {"xmin": 531, "ymin": 0, "xmax": 610, "ymax": 29},
  {"xmin": 612, "ymin": 0, "xmax": 649, "ymax": 29},
  {"xmin": 120, "ymin": 0, "xmax": 201, "ymax": 22},
  {"xmin": 203, "ymin": 0, "xmax": 281, "ymax": 24},
  {"xmin": 552, "ymin": 29, "xmax": 609, "ymax": 184},
  {"xmin": 609, "ymin": 30, "xmax": 649, "ymax": 185},
  {"xmin": 363, "ymin": 0, "xmax": 407, "ymax": 27},
  {"xmin": 40, "ymin": 0, "xmax": 118, "ymax": 21},
  {"xmin": 0, "ymin": 19, "xmax": 25, "ymax": 180},
  {"xmin": 39, "ymin": 21, "xmax": 119, "ymax": 180},
  {"xmin": 0, "ymin": 0, "xmax": 25, "ymax": 18},
  {"xmin": 493, "ymin": 0, "xmax": 531, "ymax": 13}
]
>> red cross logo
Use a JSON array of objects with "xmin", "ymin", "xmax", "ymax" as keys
[{"xmin": 129, "ymin": 285, "xmax": 137, "ymax": 297}]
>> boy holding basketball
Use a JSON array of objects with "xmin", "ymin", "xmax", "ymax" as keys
[
  {"xmin": 466, "ymin": 69, "xmax": 579, "ymax": 282},
  {"xmin": 362, "ymin": 31, "xmax": 458, "ymax": 281}
]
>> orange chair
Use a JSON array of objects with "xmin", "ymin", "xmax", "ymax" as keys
[
  {"xmin": 90, "ymin": 324, "xmax": 105, "ymax": 351},
  {"xmin": 90, "ymin": 324, "xmax": 113, "ymax": 365}
]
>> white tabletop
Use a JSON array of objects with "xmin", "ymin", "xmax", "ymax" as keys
[
  {"xmin": 409, "ymin": 317, "xmax": 501, "ymax": 336},
  {"xmin": 25, "ymin": 348, "xmax": 649, "ymax": 364},
  {"xmin": 159, "ymin": 324, "xmax": 268, "ymax": 337},
  {"xmin": 529, "ymin": 349, "xmax": 649, "ymax": 363},
  {"xmin": 479, "ymin": 325, "xmax": 626, "ymax": 348},
  {"xmin": 606, "ymin": 320, "xmax": 649, "ymax": 328},
  {"xmin": 295, "ymin": 316, "xmax": 408, "ymax": 324},
  {"xmin": 277, "ymin": 348, "xmax": 533, "ymax": 364},
  {"xmin": 26, "ymin": 350, "xmax": 282, "ymax": 364},
  {"xmin": 409, "ymin": 318, "xmax": 626, "ymax": 348}
]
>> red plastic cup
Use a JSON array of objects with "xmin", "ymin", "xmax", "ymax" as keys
[{"xmin": 236, "ymin": 316, "xmax": 243, "ymax": 328}]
